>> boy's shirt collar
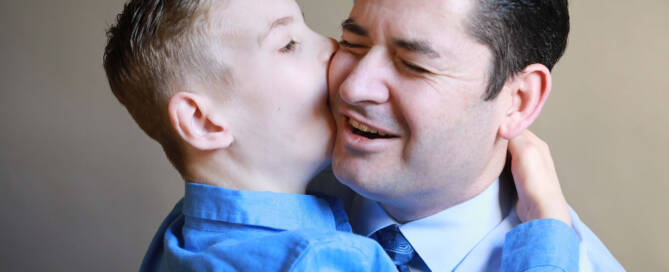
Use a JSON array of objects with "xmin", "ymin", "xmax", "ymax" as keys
[{"xmin": 183, "ymin": 182, "xmax": 349, "ymax": 232}]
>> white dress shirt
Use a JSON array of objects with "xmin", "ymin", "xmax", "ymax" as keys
[{"xmin": 348, "ymin": 175, "xmax": 624, "ymax": 272}]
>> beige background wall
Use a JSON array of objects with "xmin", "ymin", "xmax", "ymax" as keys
[{"xmin": 0, "ymin": 0, "xmax": 665, "ymax": 271}]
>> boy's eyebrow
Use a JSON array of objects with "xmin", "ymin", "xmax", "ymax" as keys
[
  {"xmin": 258, "ymin": 16, "xmax": 294, "ymax": 46},
  {"xmin": 341, "ymin": 18, "xmax": 368, "ymax": 36},
  {"xmin": 392, "ymin": 39, "xmax": 441, "ymax": 58}
]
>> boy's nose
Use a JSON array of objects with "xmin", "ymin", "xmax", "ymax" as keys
[{"xmin": 320, "ymin": 37, "xmax": 339, "ymax": 63}]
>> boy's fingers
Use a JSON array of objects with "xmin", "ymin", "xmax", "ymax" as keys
[
  {"xmin": 508, "ymin": 130, "xmax": 571, "ymax": 226},
  {"xmin": 510, "ymin": 130, "xmax": 545, "ymax": 153},
  {"xmin": 510, "ymin": 130, "xmax": 552, "ymax": 169},
  {"xmin": 509, "ymin": 130, "xmax": 539, "ymax": 160}
]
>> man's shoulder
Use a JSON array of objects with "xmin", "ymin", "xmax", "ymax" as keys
[
  {"xmin": 456, "ymin": 206, "xmax": 625, "ymax": 271},
  {"xmin": 568, "ymin": 207, "xmax": 626, "ymax": 271}
]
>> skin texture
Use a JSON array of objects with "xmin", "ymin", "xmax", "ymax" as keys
[
  {"xmin": 329, "ymin": 0, "xmax": 555, "ymax": 223},
  {"xmin": 329, "ymin": 0, "xmax": 508, "ymax": 222},
  {"xmin": 169, "ymin": 0, "xmax": 337, "ymax": 194},
  {"xmin": 510, "ymin": 130, "xmax": 571, "ymax": 226},
  {"xmin": 167, "ymin": 0, "xmax": 570, "ymax": 225}
]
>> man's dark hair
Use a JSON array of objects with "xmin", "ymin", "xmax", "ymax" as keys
[{"xmin": 468, "ymin": 0, "xmax": 570, "ymax": 100}]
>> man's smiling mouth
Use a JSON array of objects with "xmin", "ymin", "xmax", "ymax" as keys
[{"xmin": 348, "ymin": 118, "xmax": 396, "ymax": 139}]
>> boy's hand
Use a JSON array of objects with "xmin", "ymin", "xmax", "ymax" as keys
[{"xmin": 509, "ymin": 130, "xmax": 572, "ymax": 226}]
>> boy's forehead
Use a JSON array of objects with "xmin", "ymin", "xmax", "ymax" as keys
[
  {"xmin": 213, "ymin": 0, "xmax": 300, "ymax": 42},
  {"xmin": 218, "ymin": 0, "xmax": 299, "ymax": 28}
]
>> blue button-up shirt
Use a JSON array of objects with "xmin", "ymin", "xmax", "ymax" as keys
[
  {"xmin": 139, "ymin": 183, "xmax": 396, "ymax": 271},
  {"xmin": 140, "ymin": 182, "xmax": 580, "ymax": 271}
]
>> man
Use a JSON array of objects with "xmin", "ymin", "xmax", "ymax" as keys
[{"xmin": 326, "ymin": 0, "xmax": 624, "ymax": 271}]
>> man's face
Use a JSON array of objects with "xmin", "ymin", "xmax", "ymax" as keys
[
  {"xmin": 329, "ymin": 0, "xmax": 507, "ymax": 206},
  {"xmin": 213, "ymin": 0, "xmax": 337, "ymax": 175}
]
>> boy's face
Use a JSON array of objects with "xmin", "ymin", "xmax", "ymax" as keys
[{"xmin": 211, "ymin": 0, "xmax": 337, "ymax": 175}]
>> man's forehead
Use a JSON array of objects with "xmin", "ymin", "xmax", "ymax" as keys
[
  {"xmin": 349, "ymin": 0, "xmax": 473, "ymax": 38},
  {"xmin": 346, "ymin": 0, "xmax": 476, "ymax": 56},
  {"xmin": 351, "ymin": 0, "xmax": 473, "ymax": 20}
]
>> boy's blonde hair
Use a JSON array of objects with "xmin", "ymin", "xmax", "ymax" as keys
[{"xmin": 103, "ymin": 0, "xmax": 231, "ymax": 174}]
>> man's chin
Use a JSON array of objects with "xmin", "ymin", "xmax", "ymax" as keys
[{"xmin": 331, "ymin": 160, "xmax": 383, "ymax": 197}]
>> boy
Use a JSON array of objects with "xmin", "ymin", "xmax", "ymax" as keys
[{"xmin": 103, "ymin": 0, "xmax": 579, "ymax": 271}]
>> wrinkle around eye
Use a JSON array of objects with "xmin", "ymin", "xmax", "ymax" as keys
[
  {"xmin": 338, "ymin": 40, "xmax": 369, "ymax": 55},
  {"xmin": 423, "ymin": 76, "xmax": 446, "ymax": 95},
  {"xmin": 401, "ymin": 60, "xmax": 431, "ymax": 74},
  {"xmin": 338, "ymin": 40, "xmax": 364, "ymax": 48},
  {"xmin": 392, "ymin": 56, "xmax": 433, "ymax": 77}
]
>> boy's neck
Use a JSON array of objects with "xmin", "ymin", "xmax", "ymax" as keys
[{"xmin": 183, "ymin": 152, "xmax": 325, "ymax": 194}]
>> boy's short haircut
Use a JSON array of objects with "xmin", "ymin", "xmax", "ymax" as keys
[{"xmin": 103, "ymin": 0, "xmax": 231, "ymax": 174}]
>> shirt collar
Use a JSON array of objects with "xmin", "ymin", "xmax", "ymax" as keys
[
  {"xmin": 351, "ymin": 177, "xmax": 515, "ymax": 271},
  {"xmin": 183, "ymin": 182, "xmax": 340, "ymax": 231}
]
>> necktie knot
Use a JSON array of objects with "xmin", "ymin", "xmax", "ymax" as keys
[{"xmin": 371, "ymin": 225, "xmax": 415, "ymax": 271}]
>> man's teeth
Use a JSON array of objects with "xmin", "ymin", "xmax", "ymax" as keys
[{"xmin": 349, "ymin": 119, "xmax": 387, "ymax": 136}]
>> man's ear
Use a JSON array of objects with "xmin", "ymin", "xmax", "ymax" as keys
[
  {"xmin": 499, "ymin": 64, "xmax": 552, "ymax": 140},
  {"xmin": 168, "ymin": 92, "xmax": 234, "ymax": 151}
]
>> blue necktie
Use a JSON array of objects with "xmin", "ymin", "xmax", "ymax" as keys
[{"xmin": 371, "ymin": 225, "xmax": 415, "ymax": 272}]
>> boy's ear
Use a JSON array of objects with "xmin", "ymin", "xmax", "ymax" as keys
[
  {"xmin": 168, "ymin": 92, "xmax": 234, "ymax": 151},
  {"xmin": 498, "ymin": 64, "xmax": 552, "ymax": 140}
]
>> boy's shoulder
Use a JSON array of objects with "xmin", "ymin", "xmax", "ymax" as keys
[
  {"xmin": 140, "ymin": 198, "xmax": 397, "ymax": 271},
  {"xmin": 193, "ymin": 229, "xmax": 396, "ymax": 271}
]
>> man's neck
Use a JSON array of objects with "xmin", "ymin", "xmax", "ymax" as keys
[{"xmin": 379, "ymin": 149, "xmax": 509, "ymax": 223}]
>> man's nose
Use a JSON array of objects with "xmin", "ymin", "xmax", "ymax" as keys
[{"xmin": 338, "ymin": 49, "xmax": 390, "ymax": 105}]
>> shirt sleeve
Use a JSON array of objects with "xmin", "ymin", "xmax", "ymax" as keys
[
  {"xmin": 289, "ymin": 232, "xmax": 398, "ymax": 272},
  {"xmin": 501, "ymin": 219, "xmax": 580, "ymax": 272}
]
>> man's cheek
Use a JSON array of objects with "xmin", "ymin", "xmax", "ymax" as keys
[{"xmin": 327, "ymin": 52, "xmax": 356, "ymax": 91}]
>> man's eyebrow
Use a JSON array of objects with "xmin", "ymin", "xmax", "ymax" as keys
[
  {"xmin": 341, "ymin": 18, "xmax": 369, "ymax": 36},
  {"xmin": 258, "ymin": 16, "xmax": 294, "ymax": 46},
  {"xmin": 392, "ymin": 39, "xmax": 441, "ymax": 58}
]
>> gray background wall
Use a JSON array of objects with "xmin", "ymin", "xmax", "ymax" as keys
[{"xmin": 0, "ymin": 0, "xmax": 666, "ymax": 271}]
